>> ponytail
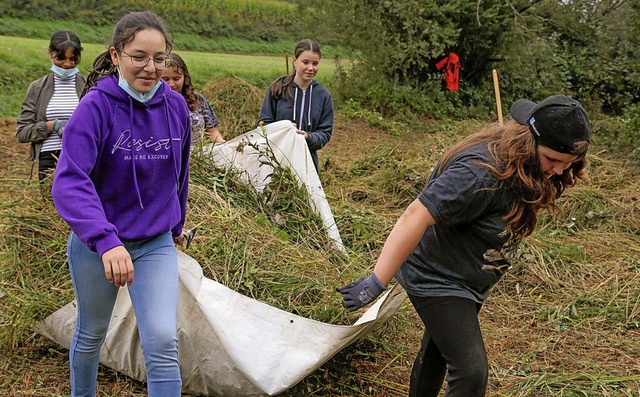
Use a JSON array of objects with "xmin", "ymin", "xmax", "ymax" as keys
[
  {"xmin": 81, "ymin": 50, "xmax": 116, "ymax": 98},
  {"xmin": 269, "ymin": 75, "xmax": 295, "ymax": 101}
]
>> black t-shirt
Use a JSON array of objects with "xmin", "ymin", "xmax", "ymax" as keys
[{"xmin": 396, "ymin": 144, "xmax": 520, "ymax": 303}]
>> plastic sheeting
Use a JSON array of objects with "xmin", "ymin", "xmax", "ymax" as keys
[
  {"xmin": 36, "ymin": 120, "xmax": 407, "ymax": 396},
  {"xmin": 36, "ymin": 253, "xmax": 407, "ymax": 396},
  {"xmin": 207, "ymin": 120, "xmax": 344, "ymax": 252}
]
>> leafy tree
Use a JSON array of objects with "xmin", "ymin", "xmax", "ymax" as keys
[
  {"xmin": 301, "ymin": 0, "xmax": 513, "ymax": 86},
  {"xmin": 300, "ymin": 0, "xmax": 639, "ymax": 116},
  {"xmin": 295, "ymin": 0, "xmax": 518, "ymax": 117},
  {"xmin": 509, "ymin": 0, "xmax": 640, "ymax": 113}
]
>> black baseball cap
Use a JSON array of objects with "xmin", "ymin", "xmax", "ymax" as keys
[{"xmin": 510, "ymin": 95, "xmax": 591, "ymax": 154}]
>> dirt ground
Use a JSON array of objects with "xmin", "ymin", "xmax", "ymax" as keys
[{"xmin": 1, "ymin": 117, "xmax": 31, "ymax": 178}]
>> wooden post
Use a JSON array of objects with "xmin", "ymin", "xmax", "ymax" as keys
[
  {"xmin": 492, "ymin": 69, "xmax": 503, "ymax": 125},
  {"xmin": 285, "ymin": 53, "xmax": 289, "ymax": 75}
]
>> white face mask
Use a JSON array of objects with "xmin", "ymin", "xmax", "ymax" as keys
[
  {"xmin": 50, "ymin": 63, "xmax": 79, "ymax": 79},
  {"xmin": 117, "ymin": 67, "xmax": 161, "ymax": 103}
]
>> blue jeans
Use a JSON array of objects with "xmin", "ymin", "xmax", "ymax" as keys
[{"xmin": 67, "ymin": 232, "xmax": 182, "ymax": 397}]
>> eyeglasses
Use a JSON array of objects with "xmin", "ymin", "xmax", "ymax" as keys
[{"xmin": 120, "ymin": 50, "xmax": 171, "ymax": 70}]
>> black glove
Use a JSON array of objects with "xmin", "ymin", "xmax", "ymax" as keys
[
  {"xmin": 336, "ymin": 272, "xmax": 387, "ymax": 311},
  {"xmin": 53, "ymin": 119, "xmax": 68, "ymax": 137}
]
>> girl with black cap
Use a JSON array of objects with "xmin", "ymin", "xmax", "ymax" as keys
[{"xmin": 337, "ymin": 95, "xmax": 591, "ymax": 397}]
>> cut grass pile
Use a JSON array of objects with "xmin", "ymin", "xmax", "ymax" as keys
[
  {"xmin": 0, "ymin": 139, "xmax": 376, "ymax": 352},
  {"xmin": 200, "ymin": 75, "xmax": 265, "ymax": 140},
  {"xmin": 0, "ymin": 92, "xmax": 639, "ymax": 395},
  {"xmin": 185, "ymin": 143, "xmax": 367, "ymax": 324}
]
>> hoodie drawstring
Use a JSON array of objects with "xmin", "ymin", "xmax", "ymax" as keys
[
  {"xmin": 292, "ymin": 87, "xmax": 299, "ymax": 129},
  {"xmin": 307, "ymin": 84, "xmax": 313, "ymax": 129},
  {"xmin": 292, "ymin": 84, "xmax": 314, "ymax": 131},
  {"xmin": 163, "ymin": 94, "xmax": 181, "ymax": 192},
  {"xmin": 129, "ymin": 93, "xmax": 180, "ymax": 209},
  {"xmin": 128, "ymin": 97, "xmax": 145, "ymax": 209}
]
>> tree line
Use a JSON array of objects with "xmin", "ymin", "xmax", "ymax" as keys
[
  {"xmin": 3, "ymin": 0, "xmax": 639, "ymax": 122},
  {"xmin": 298, "ymin": 0, "xmax": 639, "ymax": 120}
]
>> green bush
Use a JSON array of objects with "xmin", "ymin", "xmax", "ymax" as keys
[
  {"xmin": 590, "ymin": 105, "xmax": 640, "ymax": 162},
  {"xmin": 331, "ymin": 60, "xmax": 472, "ymax": 121}
]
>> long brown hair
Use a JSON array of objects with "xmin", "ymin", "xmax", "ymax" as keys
[
  {"xmin": 166, "ymin": 53, "xmax": 200, "ymax": 111},
  {"xmin": 81, "ymin": 11, "xmax": 173, "ymax": 98},
  {"xmin": 437, "ymin": 119, "xmax": 589, "ymax": 238},
  {"xmin": 269, "ymin": 39, "xmax": 321, "ymax": 102}
]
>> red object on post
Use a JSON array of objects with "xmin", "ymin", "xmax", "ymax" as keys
[{"xmin": 435, "ymin": 52, "xmax": 461, "ymax": 91}]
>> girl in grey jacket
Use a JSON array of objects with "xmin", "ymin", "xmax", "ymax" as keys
[{"xmin": 16, "ymin": 30, "xmax": 85, "ymax": 180}]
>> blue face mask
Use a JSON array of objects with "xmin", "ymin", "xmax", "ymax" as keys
[
  {"xmin": 117, "ymin": 67, "xmax": 161, "ymax": 103},
  {"xmin": 50, "ymin": 63, "xmax": 79, "ymax": 79}
]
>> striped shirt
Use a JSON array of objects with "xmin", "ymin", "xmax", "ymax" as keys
[{"xmin": 42, "ymin": 74, "xmax": 79, "ymax": 153}]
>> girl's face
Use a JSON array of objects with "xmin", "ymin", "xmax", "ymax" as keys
[
  {"xmin": 537, "ymin": 145, "xmax": 578, "ymax": 179},
  {"xmin": 161, "ymin": 66, "xmax": 185, "ymax": 94},
  {"xmin": 293, "ymin": 50, "xmax": 320, "ymax": 84},
  {"xmin": 110, "ymin": 29, "xmax": 167, "ymax": 94},
  {"xmin": 49, "ymin": 48, "xmax": 79, "ymax": 70}
]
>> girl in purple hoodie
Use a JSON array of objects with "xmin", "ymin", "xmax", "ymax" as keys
[{"xmin": 51, "ymin": 11, "xmax": 190, "ymax": 397}]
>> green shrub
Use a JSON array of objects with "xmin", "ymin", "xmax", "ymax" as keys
[{"xmin": 591, "ymin": 107, "xmax": 640, "ymax": 162}]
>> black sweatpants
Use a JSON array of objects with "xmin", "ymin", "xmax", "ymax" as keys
[
  {"xmin": 38, "ymin": 150, "xmax": 61, "ymax": 181},
  {"xmin": 407, "ymin": 295, "xmax": 488, "ymax": 397}
]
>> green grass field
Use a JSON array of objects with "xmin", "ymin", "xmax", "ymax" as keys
[{"xmin": 0, "ymin": 35, "xmax": 336, "ymax": 118}]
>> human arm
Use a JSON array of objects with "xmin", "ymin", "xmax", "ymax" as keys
[
  {"xmin": 52, "ymin": 119, "xmax": 68, "ymax": 137},
  {"xmin": 337, "ymin": 199, "xmax": 435, "ymax": 311},
  {"xmin": 207, "ymin": 127, "xmax": 225, "ymax": 143},
  {"xmin": 51, "ymin": 95, "xmax": 123, "ymax": 257},
  {"xmin": 257, "ymin": 88, "xmax": 276, "ymax": 126},
  {"xmin": 198, "ymin": 93, "xmax": 225, "ymax": 143},
  {"xmin": 102, "ymin": 245, "xmax": 134, "ymax": 286},
  {"xmin": 373, "ymin": 199, "xmax": 436, "ymax": 285},
  {"xmin": 16, "ymin": 77, "xmax": 54, "ymax": 143},
  {"xmin": 173, "ymin": 233, "xmax": 185, "ymax": 248},
  {"xmin": 171, "ymin": 109, "xmax": 192, "ymax": 240}
]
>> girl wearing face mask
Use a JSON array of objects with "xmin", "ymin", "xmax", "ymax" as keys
[
  {"xmin": 258, "ymin": 39, "xmax": 334, "ymax": 173},
  {"xmin": 52, "ymin": 11, "xmax": 191, "ymax": 396},
  {"xmin": 16, "ymin": 30, "xmax": 85, "ymax": 180}
]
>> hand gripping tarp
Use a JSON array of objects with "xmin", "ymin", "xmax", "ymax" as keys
[{"xmin": 36, "ymin": 120, "xmax": 408, "ymax": 395}]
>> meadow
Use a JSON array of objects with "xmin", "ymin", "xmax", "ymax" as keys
[
  {"xmin": 0, "ymin": 35, "xmax": 336, "ymax": 118},
  {"xmin": 1, "ymin": 31, "xmax": 639, "ymax": 397}
]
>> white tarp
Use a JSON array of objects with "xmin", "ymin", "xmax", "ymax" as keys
[
  {"xmin": 36, "ymin": 120, "xmax": 407, "ymax": 395},
  {"xmin": 206, "ymin": 120, "xmax": 345, "ymax": 252},
  {"xmin": 36, "ymin": 252, "xmax": 407, "ymax": 396}
]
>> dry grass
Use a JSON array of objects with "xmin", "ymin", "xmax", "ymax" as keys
[
  {"xmin": 185, "ymin": 146, "xmax": 365, "ymax": 323},
  {"xmin": 1, "ymin": 102, "xmax": 639, "ymax": 397},
  {"xmin": 201, "ymin": 75, "xmax": 264, "ymax": 140}
]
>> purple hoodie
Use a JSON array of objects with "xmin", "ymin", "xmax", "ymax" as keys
[{"xmin": 52, "ymin": 75, "xmax": 191, "ymax": 257}]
